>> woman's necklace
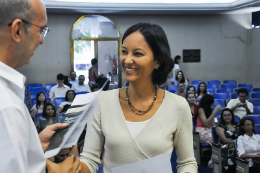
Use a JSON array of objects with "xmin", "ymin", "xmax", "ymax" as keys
[{"xmin": 126, "ymin": 86, "xmax": 158, "ymax": 115}]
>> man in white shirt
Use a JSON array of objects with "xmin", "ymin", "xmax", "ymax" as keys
[
  {"xmin": 49, "ymin": 73, "xmax": 70, "ymax": 103},
  {"xmin": 0, "ymin": 0, "xmax": 80, "ymax": 173},
  {"xmin": 71, "ymin": 75, "xmax": 91, "ymax": 93},
  {"xmin": 69, "ymin": 71, "xmax": 79, "ymax": 85},
  {"xmin": 227, "ymin": 88, "xmax": 253, "ymax": 119}
]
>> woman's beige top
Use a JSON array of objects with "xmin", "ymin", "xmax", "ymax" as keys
[{"xmin": 80, "ymin": 89, "xmax": 197, "ymax": 173}]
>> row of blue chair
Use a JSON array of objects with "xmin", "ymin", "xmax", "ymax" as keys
[{"xmin": 26, "ymin": 83, "xmax": 56, "ymax": 95}]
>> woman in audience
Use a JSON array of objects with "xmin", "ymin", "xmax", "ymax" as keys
[
  {"xmin": 195, "ymin": 94, "xmax": 221, "ymax": 143},
  {"xmin": 196, "ymin": 82, "xmax": 208, "ymax": 104},
  {"xmin": 35, "ymin": 103, "xmax": 58, "ymax": 133},
  {"xmin": 185, "ymin": 92, "xmax": 198, "ymax": 117},
  {"xmin": 173, "ymin": 70, "xmax": 188, "ymax": 86},
  {"xmin": 172, "ymin": 55, "xmax": 181, "ymax": 79},
  {"xmin": 30, "ymin": 91, "xmax": 46, "ymax": 119},
  {"xmin": 57, "ymin": 90, "xmax": 76, "ymax": 115},
  {"xmin": 186, "ymin": 85, "xmax": 196, "ymax": 94},
  {"xmin": 237, "ymin": 117, "xmax": 260, "ymax": 173},
  {"xmin": 89, "ymin": 59, "xmax": 103, "ymax": 84},
  {"xmin": 216, "ymin": 108, "xmax": 239, "ymax": 173},
  {"xmin": 80, "ymin": 23, "xmax": 197, "ymax": 173},
  {"xmin": 174, "ymin": 83, "xmax": 186, "ymax": 97}
]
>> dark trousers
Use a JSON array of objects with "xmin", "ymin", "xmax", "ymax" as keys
[{"xmin": 249, "ymin": 166, "xmax": 260, "ymax": 173}]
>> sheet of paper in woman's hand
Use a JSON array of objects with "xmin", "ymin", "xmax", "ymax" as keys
[{"xmin": 111, "ymin": 153, "xmax": 172, "ymax": 173}]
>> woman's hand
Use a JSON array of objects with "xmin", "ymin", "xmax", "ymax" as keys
[
  {"xmin": 46, "ymin": 145, "xmax": 81, "ymax": 173},
  {"xmin": 214, "ymin": 105, "xmax": 222, "ymax": 112}
]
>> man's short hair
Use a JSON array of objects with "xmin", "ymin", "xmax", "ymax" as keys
[
  {"xmin": 70, "ymin": 71, "xmax": 76, "ymax": 75},
  {"xmin": 0, "ymin": 0, "xmax": 34, "ymax": 31},
  {"xmin": 238, "ymin": 88, "xmax": 248, "ymax": 96},
  {"xmin": 57, "ymin": 73, "xmax": 64, "ymax": 80},
  {"xmin": 79, "ymin": 75, "xmax": 85, "ymax": 78}
]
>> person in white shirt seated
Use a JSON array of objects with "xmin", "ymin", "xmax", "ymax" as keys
[
  {"xmin": 69, "ymin": 71, "xmax": 78, "ymax": 85},
  {"xmin": 30, "ymin": 91, "xmax": 46, "ymax": 119},
  {"xmin": 237, "ymin": 116, "xmax": 260, "ymax": 173},
  {"xmin": 227, "ymin": 88, "xmax": 253, "ymax": 119},
  {"xmin": 172, "ymin": 55, "xmax": 181, "ymax": 79},
  {"xmin": 57, "ymin": 90, "xmax": 76, "ymax": 115},
  {"xmin": 49, "ymin": 73, "xmax": 70, "ymax": 104},
  {"xmin": 71, "ymin": 75, "xmax": 91, "ymax": 93}
]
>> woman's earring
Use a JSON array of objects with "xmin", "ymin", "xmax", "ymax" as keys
[{"xmin": 155, "ymin": 67, "xmax": 159, "ymax": 70}]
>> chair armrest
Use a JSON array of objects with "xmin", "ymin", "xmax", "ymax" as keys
[
  {"xmin": 211, "ymin": 142, "xmax": 221, "ymax": 148},
  {"xmin": 236, "ymin": 157, "xmax": 249, "ymax": 164}
]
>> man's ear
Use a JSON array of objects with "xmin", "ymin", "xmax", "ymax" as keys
[{"xmin": 10, "ymin": 19, "xmax": 23, "ymax": 43}]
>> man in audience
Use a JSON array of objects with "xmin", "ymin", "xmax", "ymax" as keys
[
  {"xmin": 0, "ymin": 0, "xmax": 80, "ymax": 173},
  {"xmin": 71, "ymin": 75, "xmax": 91, "ymax": 93},
  {"xmin": 69, "ymin": 71, "xmax": 78, "ymax": 85},
  {"xmin": 227, "ymin": 88, "xmax": 253, "ymax": 119},
  {"xmin": 49, "ymin": 73, "xmax": 70, "ymax": 103}
]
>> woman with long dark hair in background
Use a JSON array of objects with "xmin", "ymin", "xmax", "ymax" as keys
[{"xmin": 30, "ymin": 91, "xmax": 46, "ymax": 119}]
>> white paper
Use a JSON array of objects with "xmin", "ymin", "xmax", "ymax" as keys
[{"xmin": 111, "ymin": 153, "xmax": 173, "ymax": 173}]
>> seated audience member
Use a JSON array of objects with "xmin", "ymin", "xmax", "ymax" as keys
[
  {"xmin": 49, "ymin": 74, "xmax": 70, "ymax": 103},
  {"xmin": 174, "ymin": 83, "xmax": 186, "ymax": 97},
  {"xmin": 69, "ymin": 71, "xmax": 78, "ymax": 85},
  {"xmin": 187, "ymin": 85, "xmax": 196, "ymax": 94},
  {"xmin": 237, "ymin": 117, "xmax": 260, "ymax": 173},
  {"xmin": 227, "ymin": 88, "xmax": 253, "ymax": 119},
  {"xmin": 91, "ymin": 83, "xmax": 100, "ymax": 92},
  {"xmin": 30, "ymin": 91, "xmax": 46, "ymax": 119},
  {"xmin": 186, "ymin": 92, "xmax": 198, "ymax": 117},
  {"xmin": 172, "ymin": 70, "xmax": 188, "ymax": 86},
  {"xmin": 196, "ymin": 82, "xmax": 208, "ymax": 104},
  {"xmin": 63, "ymin": 75, "xmax": 72, "ymax": 88},
  {"xmin": 57, "ymin": 90, "xmax": 76, "ymax": 115},
  {"xmin": 54, "ymin": 148, "xmax": 71, "ymax": 163},
  {"xmin": 195, "ymin": 94, "xmax": 222, "ymax": 143},
  {"xmin": 71, "ymin": 75, "xmax": 91, "ymax": 93},
  {"xmin": 35, "ymin": 103, "xmax": 59, "ymax": 133},
  {"xmin": 172, "ymin": 55, "xmax": 181, "ymax": 79},
  {"xmin": 216, "ymin": 108, "xmax": 239, "ymax": 173}
]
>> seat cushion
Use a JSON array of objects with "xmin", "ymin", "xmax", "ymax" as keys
[{"xmin": 200, "ymin": 143, "xmax": 211, "ymax": 148}]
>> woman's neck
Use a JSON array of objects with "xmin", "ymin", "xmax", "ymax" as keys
[
  {"xmin": 68, "ymin": 99, "xmax": 73, "ymax": 102},
  {"xmin": 128, "ymin": 81, "xmax": 156, "ymax": 101},
  {"xmin": 189, "ymin": 102, "xmax": 194, "ymax": 107},
  {"xmin": 246, "ymin": 132, "xmax": 253, "ymax": 137},
  {"xmin": 39, "ymin": 101, "xmax": 44, "ymax": 105},
  {"xmin": 200, "ymin": 92, "xmax": 204, "ymax": 96}
]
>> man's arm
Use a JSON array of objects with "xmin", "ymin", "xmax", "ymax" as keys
[
  {"xmin": 49, "ymin": 87, "xmax": 55, "ymax": 103},
  {"xmin": 244, "ymin": 103, "xmax": 253, "ymax": 115}
]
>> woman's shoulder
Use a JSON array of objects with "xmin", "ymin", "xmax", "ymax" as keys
[{"xmin": 164, "ymin": 90, "xmax": 189, "ymax": 109}]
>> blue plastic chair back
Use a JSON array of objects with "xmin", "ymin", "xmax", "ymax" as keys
[
  {"xmin": 207, "ymin": 85, "xmax": 217, "ymax": 93},
  {"xmin": 233, "ymin": 87, "xmax": 251, "ymax": 95},
  {"xmin": 76, "ymin": 92, "xmax": 89, "ymax": 95},
  {"xmin": 251, "ymin": 92, "xmax": 260, "ymax": 99},
  {"xmin": 168, "ymin": 90, "xmax": 176, "ymax": 94},
  {"xmin": 223, "ymin": 80, "xmax": 237, "ymax": 88},
  {"xmin": 249, "ymin": 100, "xmax": 260, "ymax": 106},
  {"xmin": 55, "ymin": 97, "xmax": 66, "ymax": 110},
  {"xmin": 252, "ymin": 88, "xmax": 260, "ymax": 93},
  {"xmin": 216, "ymin": 88, "xmax": 231, "ymax": 99},
  {"xmin": 247, "ymin": 115, "xmax": 260, "ymax": 124},
  {"xmin": 230, "ymin": 93, "xmax": 238, "ymax": 99},
  {"xmin": 212, "ymin": 108, "xmax": 221, "ymax": 117},
  {"xmin": 213, "ymin": 93, "xmax": 227, "ymax": 100},
  {"xmin": 207, "ymin": 89, "xmax": 214, "ymax": 95},
  {"xmin": 207, "ymin": 80, "xmax": 221, "ymax": 88},
  {"xmin": 253, "ymin": 106, "xmax": 260, "ymax": 114},
  {"xmin": 30, "ymin": 87, "xmax": 46, "ymax": 94},
  {"xmin": 238, "ymin": 84, "xmax": 253, "ymax": 90},
  {"xmin": 211, "ymin": 127, "xmax": 218, "ymax": 143},
  {"xmin": 26, "ymin": 84, "xmax": 43, "ymax": 95},
  {"xmin": 171, "ymin": 150, "xmax": 178, "ymax": 173},
  {"xmin": 169, "ymin": 85, "xmax": 178, "ymax": 91},
  {"xmin": 221, "ymin": 84, "xmax": 235, "ymax": 90},
  {"xmin": 255, "ymin": 124, "xmax": 260, "ymax": 135},
  {"xmin": 34, "ymin": 113, "xmax": 42, "ymax": 123},
  {"xmin": 192, "ymin": 84, "xmax": 199, "ymax": 91},
  {"xmin": 212, "ymin": 99, "xmax": 225, "ymax": 107},
  {"xmin": 191, "ymin": 80, "xmax": 204, "ymax": 85},
  {"xmin": 45, "ymin": 84, "xmax": 56, "ymax": 93}
]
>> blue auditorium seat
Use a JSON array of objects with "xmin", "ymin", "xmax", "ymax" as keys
[
  {"xmin": 207, "ymin": 89, "xmax": 214, "ymax": 95},
  {"xmin": 61, "ymin": 112, "xmax": 66, "ymax": 120},
  {"xmin": 55, "ymin": 97, "xmax": 66, "ymax": 110},
  {"xmin": 76, "ymin": 91, "xmax": 89, "ymax": 95},
  {"xmin": 233, "ymin": 87, "xmax": 251, "ymax": 94},
  {"xmin": 170, "ymin": 150, "xmax": 177, "ymax": 173},
  {"xmin": 247, "ymin": 115, "xmax": 260, "ymax": 124},
  {"xmin": 168, "ymin": 90, "xmax": 176, "ymax": 94},
  {"xmin": 238, "ymin": 84, "xmax": 253, "ymax": 91},
  {"xmin": 207, "ymin": 84, "xmax": 217, "ymax": 93},
  {"xmin": 191, "ymin": 80, "xmax": 204, "ymax": 85},
  {"xmin": 220, "ymin": 84, "xmax": 235, "ymax": 90},
  {"xmin": 45, "ymin": 84, "xmax": 56, "ymax": 93},
  {"xmin": 34, "ymin": 113, "xmax": 42, "ymax": 123},
  {"xmin": 192, "ymin": 84, "xmax": 199, "ymax": 91},
  {"xmin": 255, "ymin": 124, "xmax": 260, "ymax": 134},
  {"xmin": 253, "ymin": 106, "xmax": 260, "ymax": 114},
  {"xmin": 26, "ymin": 83, "xmax": 43, "ymax": 95},
  {"xmin": 207, "ymin": 80, "xmax": 221, "ymax": 88},
  {"xmin": 230, "ymin": 92, "xmax": 238, "ymax": 99},
  {"xmin": 216, "ymin": 88, "xmax": 232, "ymax": 99},
  {"xmin": 168, "ymin": 85, "xmax": 178, "ymax": 91},
  {"xmin": 213, "ymin": 93, "xmax": 228, "ymax": 100},
  {"xmin": 252, "ymin": 88, "xmax": 260, "ymax": 92},
  {"xmin": 30, "ymin": 87, "xmax": 46, "ymax": 94},
  {"xmin": 211, "ymin": 127, "xmax": 218, "ymax": 143},
  {"xmin": 250, "ymin": 92, "xmax": 260, "ymax": 99},
  {"xmin": 24, "ymin": 99, "xmax": 29, "ymax": 109},
  {"xmin": 223, "ymin": 80, "xmax": 237, "ymax": 88},
  {"xmin": 249, "ymin": 99, "xmax": 260, "ymax": 106},
  {"xmin": 212, "ymin": 99, "xmax": 225, "ymax": 107}
]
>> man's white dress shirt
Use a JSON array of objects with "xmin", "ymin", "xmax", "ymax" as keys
[
  {"xmin": 237, "ymin": 134, "xmax": 260, "ymax": 167},
  {"xmin": 226, "ymin": 98, "xmax": 254, "ymax": 119},
  {"xmin": 0, "ymin": 61, "xmax": 46, "ymax": 173},
  {"xmin": 49, "ymin": 84, "xmax": 70, "ymax": 103},
  {"xmin": 71, "ymin": 83, "xmax": 91, "ymax": 93}
]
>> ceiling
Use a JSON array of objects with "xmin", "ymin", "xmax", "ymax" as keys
[{"xmin": 43, "ymin": 0, "xmax": 260, "ymax": 14}]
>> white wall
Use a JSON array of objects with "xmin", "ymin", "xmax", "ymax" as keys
[{"xmin": 17, "ymin": 13, "xmax": 252, "ymax": 87}]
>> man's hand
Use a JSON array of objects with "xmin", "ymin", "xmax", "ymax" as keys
[
  {"xmin": 243, "ymin": 103, "xmax": 248, "ymax": 108},
  {"xmin": 46, "ymin": 145, "xmax": 81, "ymax": 173},
  {"xmin": 235, "ymin": 103, "xmax": 242, "ymax": 108},
  {"xmin": 39, "ymin": 123, "xmax": 68, "ymax": 151}
]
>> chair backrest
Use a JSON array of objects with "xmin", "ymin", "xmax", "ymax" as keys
[
  {"xmin": 250, "ymin": 92, "xmax": 260, "ymax": 99},
  {"xmin": 191, "ymin": 80, "xmax": 204, "ymax": 85},
  {"xmin": 238, "ymin": 84, "xmax": 253, "ymax": 90},
  {"xmin": 76, "ymin": 92, "xmax": 89, "ymax": 95},
  {"xmin": 55, "ymin": 97, "xmax": 66, "ymax": 110},
  {"xmin": 211, "ymin": 127, "xmax": 218, "ymax": 143},
  {"xmin": 252, "ymin": 88, "xmax": 260, "ymax": 93},
  {"xmin": 207, "ymin": 85, "xmax": 217, "ymax": 93},
  {"xmin": 45, "ymin": 84, "xmax": 56, "ymax": 93},
  {"xmin": 212, "ymin": 107, "xmax": 221, "ymax": 117},
  {"xmin": 192, "ymin": 84, "xmax": 199, "ymax": 91},
  {"xmin": 253, "ymin": 106, "xmax": 260, "ymax": 114},
  {"xmin": 233, "ymin": 87, "xmax": 251, "ymax": 95},
  {"xmin": 249, "ymin": 99, "xmax": 260, "ymax": 106},
  {"xmin": 207, "ymin": 80, "xmax": 221, "ymax": 88},
  {"xmin": 30, "ymin": 87, "xmax": 46, "ymax": 94},
  {"xmin": 212, "ymin": 99, "xmax": 225, "ymax": 107},
  {"xmin": 255, "ymin": 124, "xmax": 260, "ymax": 135},
  {"xmin": 24, "ymin": 99, "xmax": 29, "ymax": 109},
  {"xmin": 223, "ymin": 80, "xmax": 237, "ymax": 88},
  {"xmin": 213, "ymin": 93, "xmax": 228, "ymax": 100},
  {"xmin": 170, "ymin": 150, "xmax": 177, "ymax": 173},
  {"xmin": 247, "ymin": 115, "xmax": 260, "ymax": 124},
  {"xmin": 34, "ymin": 113, "xmax": 42, "ymax": 123},
  {"xmin": 26, "ymin": 84, "xmax": 43, "ymax": 95},
  {"xmin": 168, "ymin": 90, "xmax": 176, "ymax": 94},
  {"xmin": 230, "ymin": 93, "xmax": 238, "ymax": 99},
  {"xmin": 207, "ymin": 89, "xmax": 214, "ymax": 95},
  {"xmin": 220, "ymin": 84, "xmax": 235, "ymax": 90},
  {"xmin": 216, "ymin": 88, "xmax": 232, "ymax": 99},
  {"xmin": 168, "ymin": 85, "xmax": 178, "ymax": 91}
]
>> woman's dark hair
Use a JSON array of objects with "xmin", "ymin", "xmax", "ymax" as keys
[
  {"xmin": 173, "ymin": 55, "xmax": 181, "ymax": 64},
  {"xmin": 187, "ymin": 86, "xmax": 196, "ymax": 93},
  {"xmin": 239, "ymin": 116, "xmax": 256, "ymax": 136},
  {"xmin": 91, "ymin": 83, "xmax": 100, "ymax": 92},
  {"xmin": 42, "ymin": 103, "xmax": 56, "ymax": 120},
  {"xmin": 65, "ymin": 90, "xmax": 76, "ymax": 101},
  {"xmin": 185, "ymin": 91, "xmax": 196, "ymax": 100},
  {"xmin": 63, "ymin": 76, "xmax": 72, "ymax": 88},
  {"xmin": 36, "ymin": 91, "xmax": 46, "ymax": 109},
  {"xmin": 91, "ymin": 58, "xmax": 98, "ymax": 65},
  {"xmin": 220, "ymin": 108, "xmax": 236, "ymax": 126},
  {"xmin": 175, "ymin": 70, "xmax": 186, "ymax": 83},
  {"xmin": 122, "ymin": 23, "xmax": 174, "ymax": 85},
  {"xmin": 195, "ymin": 94, "xmax": 214, "ymax": 120},
  {"xmin": 197, "ymin": 82, "xmax": 208, "ymax": 96}
]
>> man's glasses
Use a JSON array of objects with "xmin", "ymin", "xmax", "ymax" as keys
[{"xmin": 8, "ymin": 19, "xmax": 49, "ymax": 38}]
